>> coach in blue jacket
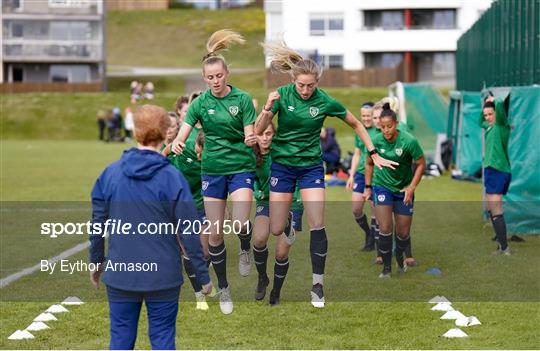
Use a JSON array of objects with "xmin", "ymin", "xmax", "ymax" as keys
[{"xmin": 89, "ymin": 104, "xmax": 211, "ymax": 350}]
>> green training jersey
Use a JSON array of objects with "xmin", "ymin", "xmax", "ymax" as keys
[
  {"xmin": 354, "ymin": 127, "xmax": 381, "ymax": 174},
  {"xmin": 254, "ymin": 152, "xmax": 303, "ymax": 210},
  {"xmin": 185, "ymin": 85, "xmax": 256, "ymax": 175},
  {"xmin": 270, "ymin": 84, "xmax": 347, "ymax": 167},
  {"xmin": 372, "ymin": 130, "xmax": 424, "ymax": 193},
  {"xmin": 168, "ymin": 127, "xmax": 204, "ymax": 209},
  {"xmin": 480, "ymin": 99, "xmax": 511, "ymax": 173}
]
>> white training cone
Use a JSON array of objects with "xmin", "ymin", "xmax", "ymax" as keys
[
  {"xmin": 455, "ymin": 316, "xmax": 482, "ymax": 327},
  {"xmin": 431, "ymin": 303, "xmax": 454, "ymax": 311},
  {"xmin": 468, "ymin": 316, "xmax": 481, "ymax": 326},
  {"xmin": 34, "ymin": 312, "xmax": 57, "ymax": 322},
  {"xmin": 443, "ymin": 328, "xmax": 468, "ymax": 338},
  {"xmin": 441, "ymin": 310, "xmax": 466, "ymax": 320},
  {"xmin": 8, "ymin": 330, "xmax": 35, "ymax": 340},
  {"xmin": 62, "ymin": 296, "xmax": 84, "ymax": 305},
  {"xmin": 429, "ymin": 295, "xmax": 450, "ymax": 304},
  {"xmin": 46, "ymin": 304, "xmax": 69, "ymax": 313},
  {"xmin": 26, "ymin": 322, "xmax": 50, "ymax": 331}
]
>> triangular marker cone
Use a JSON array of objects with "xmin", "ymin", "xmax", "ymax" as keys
[
  {"xmin": 468, "ymin": 316, "xmax": 481, "ymax": 326},
  {"xmin": 431, "ymin": 303, "xmax": 454, "ymax": 311},
  {"xmin": 26, "ymin": 322, "xmax": 50, "ymax": 331},
  {"xmin": 34, "ymin": 312, "xmax": 57, "ymax": 322},
  {"xmin": 429, "ymin": 296, "xmax": 450, "ymax": 304},
  {"xmin": 455, "ymin": 316, "xmax": 469, "ymax": 327},
  {"xmin": 428, "ymin": 296, "xmax": 441, "ymax": 303},
  {"xmin": 441, "ymin": 310, "xmax": 466, "ymax": 320},
  {"xmin": 456, "ymin": 316, "xmax": 482, "ymax": 327},
  {"xmin": 62, "ymin": 296, "xmax": 84, "ymax": 305},
  {"xmin": 443, "ymin": 328, "xmax": 468, "ymax": 338},
  {"xmin": 8, "ymin": 330, "xmax": 35, "ymax": 340},
  {"xmin": 46, "ymin": 304, "xmax": 69, "ymax": 313}
]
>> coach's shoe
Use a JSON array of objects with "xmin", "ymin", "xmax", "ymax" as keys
[
  {"xmin": 238, "ymin": 250, "xmax": 251, "ymax": 277},
  {"xmin": 269, "ymin": 289, "xmax": 280, "ymax": 306},
  {"xmin": 379, "ymin": 267, "xmax": 391, "ymax": 279},
  {"xmin": 284, "ymin": 211, "xmax": 296, "ymax": 246},
  {"xmin": 255, "ymin": 275, "xmax": 270, "ymax": 301},
  {"xmin": 310, "ymin": 283, "xmax": 325, "ymax": 308},
  {"xmin": 218, "ymin": 286, "xmax": 233, "ymax": 315},
  {"xmin": 195, "ymin": 291, "xmax": 209, "ymax": 311}
]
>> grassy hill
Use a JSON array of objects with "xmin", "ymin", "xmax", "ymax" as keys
[{"xmin": 107, "ymin": 8, "xmax": 265, "ymax": 68}]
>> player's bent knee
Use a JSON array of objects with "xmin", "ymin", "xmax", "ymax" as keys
[{"xmin": 270, "ymin": 224, "xmax": 286, "ymax": 237}]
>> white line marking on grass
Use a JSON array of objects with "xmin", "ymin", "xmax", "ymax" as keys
[{"xmin": 0, "ymin": 242, "xmax": 89, "ymax": 288}]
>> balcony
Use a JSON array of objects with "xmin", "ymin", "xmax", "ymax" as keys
[
  {"xmin": 3, "ymin": 40, "xmax": 103, "ymax": 62},
  {"xmin": 2, "ymin": 0, "xmax": 103, "ymax": 16}
]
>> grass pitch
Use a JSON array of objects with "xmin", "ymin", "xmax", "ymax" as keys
[{"xmin": 0, "ymin": 141, "xmax": 538, "ymax": 349}]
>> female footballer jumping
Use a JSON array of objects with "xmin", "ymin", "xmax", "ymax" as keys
[
  {"xmin": 172, "ymin": 30, "xmax": 257, "ymax": 315},
  {"xmin": 255, "ymin": 40, "xmax": 397, "ymax": 307}
]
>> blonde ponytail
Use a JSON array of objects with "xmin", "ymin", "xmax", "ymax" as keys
[
  {"xmin": 262, "ymin": 39, "xmax": 322, "ymax": 80},
  {"xmin": 202, "ymin": 29, "xmax": 245, "ymax": 66}
]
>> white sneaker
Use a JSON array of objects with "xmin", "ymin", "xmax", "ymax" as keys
[
  {"xmin": 195, "ymin": 291, "xmax": 209, "ymax": 311},
  {"xmin": 219, "ymin": 286, "xmax": 233, "ymax": 315},
  {"xmin": 310, "ymin": 283, "xmax": 325, "ymax": 308},
  {"xmin": 238, "ymin": 250, "xmax": 251, "ymax": 277}
]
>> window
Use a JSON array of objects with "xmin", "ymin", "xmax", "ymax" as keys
[
  {"xmin": 308, "ymin": 53, "xmax": 344, "ymax": 69},
  {"xmin": 50, "ymin": 22, "xmax": 69, "ymax": 40},
  {"xmin": 433, "ymin": 52, "xmax": 455, "ymax": 76},
  {"xmin": 327, "ymin": 55, "xmax": 344, "ymax": 68},
  {"xmin": 11, "ymin": 23, "xmax": 23, "ymax": 38},
  {"xmin": 70, "ymin": 65, "xmax": 90, "ymax": 81},
  {"xmin": 50, "ymin": 21, "xmax": 91, "ymax": 40},
  {"xmin": 50, "ymin": 65, "xmax": 90, "ymax": 82},
  {"xmin": 364, "ymin": 53, "xmax": 404, "ymax": 68},
  {"xmin": 411, "ymin": 9, "xmax": 456, "ymax": 29},
  {"xmin": 50, "ymin": 65, "xmax": 69, "ymax": 82},
  {"xmin": 364, "ymin": 10, "xmax": 404, "ymax": 30},
  {"xmin": 49, "ymin": 0, "xmax": 90, "ymax": 7},
  {"xmin": 309, "ymin": 19, "xmax": 325, "ymax": 36},
  {"xmin": 309, "ymin": 14, "xmax": 344, "ymax": 36},
  {"xmin": 70, "ymin": 22, "xmax": 91, "ymax": 40},
  {"xmin": 14, "ymin": 0, "xmax": 23, "ymax": 10}
]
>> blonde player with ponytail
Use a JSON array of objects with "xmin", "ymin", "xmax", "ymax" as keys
[
  {"xmin": 172, "ymin": 30, "xmax": 257, "ymax": 315},
  {"xmin": 255, "ymin": 39, "xmax": 398, "ymax": 308}
]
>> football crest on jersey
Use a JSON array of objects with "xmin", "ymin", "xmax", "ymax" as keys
[
  {"xmin": 202, "ymin": 181, "xmax": 209, "ymax": 191},
  {"xmin": 186, "ymin": 157, "xmax": 193, "ymax": 163},
  {"xmin": 309, "ymin": 107, "xmax": 319, "ymax": 117},
  {"xmin": 288, "ymin": 106, "xmax": 295, "ymax": 112},
  {"xmin": 229, "ymin": 106, "xmax": 239, "ymax": 116},
  {"xmin": 208, "ymin": 109, "xmax": 215, "ymax": 115},
  {"xmin": 270, "ymin": 177, "xmax": 279, "ymax": 187},
  {"xmin": 395, "ymin": 148, "xmax": 403, "ymax": 156}
]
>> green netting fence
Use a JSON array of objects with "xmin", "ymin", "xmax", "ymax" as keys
[{"xmin": 504, "ymin": 85, "xmax": 540, "ymax": 234}]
